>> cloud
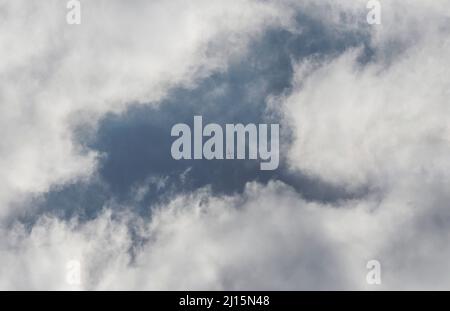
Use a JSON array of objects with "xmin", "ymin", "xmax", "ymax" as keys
[
  {"xmin": 282, "ymin": 1, "xmax": 450, "ymax": 190},
  {"xmin": 3, "ymin": 179, "xmax": 450, "ymax": 290},
  {"xmin": 2, "ymin": 0, "xmax": 450, "ymax": 290},
  {"xmin": 0, "ymin": 0, "xmax": 294, "ymax": 218},
  {"xmin": 277, "ymin": 0, "xmax": 450, "ymax": 288},
  {"xmin": 0, "ymin": 182, "xmax": 377, "ymax": 290},
  {"xmin": 27, "ymin": 11, "xmax": 373, "ymax": 220}
]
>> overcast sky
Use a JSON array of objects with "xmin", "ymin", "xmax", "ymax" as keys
[{"xmin": 1, "ymin": 0, "xmax": 450, "ymax": 290}]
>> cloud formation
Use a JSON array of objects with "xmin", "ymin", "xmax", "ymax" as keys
[
  {"xmin": 2, "ymin": 0, "xmax": 450, "ymax": 290},
  {"xmin": 0, "ymin": 0, "xmax": 293, "ymax": 218}
]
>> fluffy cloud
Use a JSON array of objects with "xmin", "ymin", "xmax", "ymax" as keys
[
  {"xmin": 284, "ymin": 39, "xmax": 450, "ymax": 189},
  {"xmin": 2, "ymin": 0, "xmax": 450, "ymax": 290},
  {"xmin": 0, "ymin": 182, "xmax": 388, "ymax": 290},
  {"xmin": 278, "ymin": 0, "xmax": 450, "ymax": 288},
  {"xmin": 3, "ymin": 179, "xmax": 450, "ymax": 290},
  {"xmin": 0, "ymin": 0, "xmax": 293, "ymax": 217},
  {"xmin": 283, "ymin": 0, "xmax": 450, "ymax": 189}
]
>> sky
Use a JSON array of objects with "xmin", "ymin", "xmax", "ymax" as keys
[{"xmin": 1, "ymin": 0, "xmax": 450, "ymax": 290}]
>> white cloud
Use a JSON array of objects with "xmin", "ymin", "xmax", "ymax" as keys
[
  {"xmin": 3, "ymin": 179, "xmax": 450, "ymax": 290},
  {"xmin": 2, "ymin": 0, "xmax": 450, "ymax": 290},
  {"xmin": 283, "ymin": 2, "xmax": 450, "ymax": 190},
  {"xmin": 0, "ymin": 0, "xmax": 294, "ymax": 217},
  {"xmin": 0, "ymin": 182, "xmax": 380, "ymax": 290}
]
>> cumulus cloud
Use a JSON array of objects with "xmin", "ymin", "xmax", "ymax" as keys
[
  {"xmin": 4, "ymin": 179, "xmax": 450, "ymax": 290},
  {"xmin": 0, "ymin": 182, "xmax": 385, "ymax": 290},
  {"xmin": 278, "ymin": 0, "xmax": 450, "ymax": 288},
  {"xmin": 2, "ymin": 0, "xmax": 450, "ymax": 290},
  {"xmin": 282, "ymin": 0, "xmax": 450, "ymax": 191},
  {"xmin": 0, "ymin": 0, "xmax": 293, "ymax": 217},
  {"xmin": 284, "ymin": 40, "xmax": 450, "ymax": 189}
]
